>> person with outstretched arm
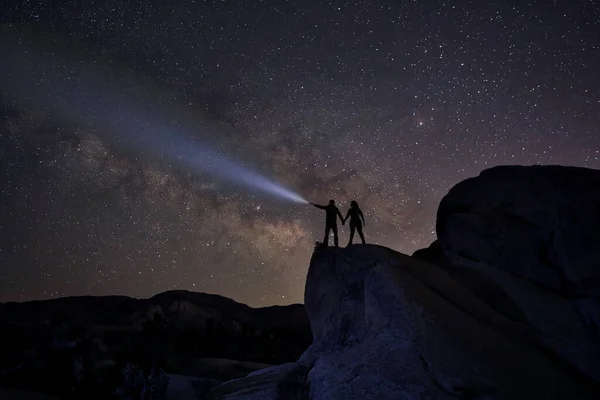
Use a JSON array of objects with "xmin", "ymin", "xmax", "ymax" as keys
[
  {"xmin": 343, "ymin": 200, "xmax": 366, "ymax": 245},
  {"xmin": 311, "ymin": 199, "xmax": 345, "ymax": 247}
]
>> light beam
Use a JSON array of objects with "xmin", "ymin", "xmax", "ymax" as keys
[{"xmin": 0, "ymin": 26, "xmax": 307, "ymax": 204}]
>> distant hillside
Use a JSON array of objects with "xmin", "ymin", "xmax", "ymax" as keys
[{"xmin": 0, "ymin": 290, "xmax": 312, "ymax": 398}]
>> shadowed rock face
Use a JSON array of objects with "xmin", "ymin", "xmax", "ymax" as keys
[
  {"xmin": 418, "ymin": 165, "xmax": 600, "ymax": 383},
  {"xmin": 436, "ymin": 165, "xmax": 600, "ymax": 297}
]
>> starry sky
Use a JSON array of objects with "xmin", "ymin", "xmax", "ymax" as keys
[{"xmin": 1, "ymin": 0, "xmax": 599, "ymax": 306}]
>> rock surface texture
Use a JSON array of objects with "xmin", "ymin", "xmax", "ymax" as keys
[
  {"xmin": 436, "ymin": 165, "xmax": 600, "ymax": 296},
  {"xmin": 299, "ymin": 245, "xmax": 599, "ymax": 400},
  {"xmin": 210, "ymin": 165, "xmax": 600, "ymax": 399},
  {"xmin": 426, "ymin": 165, "xmax": 600, "ymax": 383}
]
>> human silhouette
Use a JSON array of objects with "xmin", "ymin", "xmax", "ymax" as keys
[
  {"xmin": 343, "ymin": 200, "xmax": 366, "ymax": 245},
  {"xmin": 311, "ymin": 199, "xmax": 344, "ymax": 247}
]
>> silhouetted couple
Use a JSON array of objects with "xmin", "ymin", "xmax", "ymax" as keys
[{"xmin": 311, "ymin": 199, "xmax": 366, "ymax": 247}]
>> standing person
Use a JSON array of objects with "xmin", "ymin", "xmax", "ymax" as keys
[
  {"xmin": 343, "ymin": 200, "xmax": 366, "ymax": 246},
  {"xmin": 310, "ymin": 200, "xmax": 345, "ymax": 247}
]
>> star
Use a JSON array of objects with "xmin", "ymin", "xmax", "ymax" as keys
[{"xmin": 0, "ymin": 0, "xmax": 598, "ymax": 306}]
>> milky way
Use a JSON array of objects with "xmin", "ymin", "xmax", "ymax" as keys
[{"xmin": 1, "ymin": 1, "xmax": 599, "ymax": 306}]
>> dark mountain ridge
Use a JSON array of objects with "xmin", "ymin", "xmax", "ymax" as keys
[
  {"xmin": 0, "ymin": 290, "xmax": 311, "ymax": 398},
  {"xmin": 0, "ymin": 290, "xmax": 308, "ymax": 331}
]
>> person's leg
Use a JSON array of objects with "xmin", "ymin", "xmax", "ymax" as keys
[
  {"xmin": 332, "ymin": 225, "xmax": 339, "ymax": 247},
  {"xmin": 357, "ymin": 224, "xmax": 366, "ymax": 244},
  {"xmin": 323, "ymin": 225, "xmax": 331, "ymax": 246},
  {"xmin": 348, "ymin": 224, "xmax": 355, "ymax": 246}
]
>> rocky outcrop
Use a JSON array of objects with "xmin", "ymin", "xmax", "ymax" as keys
[
  {"xmin": 209, "ymin": 165, "xmax": 600, "ymax": 399},
  {"xmin": 418, "ymin": 165, "xmax": 600, "ymax": 383},
  {"xmin": 208, "ymin": 244, "xmax": 599, "ymax": 399},
  {"xmin": 299, "ymin": 245, "xmax": 598, "ymax": 399},
  {"xmin": 435, "ymin": 165, "xmax": 600, "ymax": 297}
]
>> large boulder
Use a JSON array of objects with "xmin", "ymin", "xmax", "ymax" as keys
[
  {"xmin": 428, "ymin": 165, "xmax": 600, "ymax": 383},
  {"xmin": 297, "ymin": 245, "xmax": 599, "ymax": 399},
  {"xmin": 436, "ymin": 165, "xmax": 600, "ymax": 296}
]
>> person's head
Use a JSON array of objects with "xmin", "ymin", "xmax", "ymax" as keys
[
  {"xmin": 329, "ymin": 199, "xmax": 335, "ymax": 206},
  {"xmin": 351, "ymin": 200, "xmax": 359, "ymax": 209}
]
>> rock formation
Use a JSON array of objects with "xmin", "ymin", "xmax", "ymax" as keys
[
  {"xmin": 209, "ymin": 165, "xmax": 600, "ymax": 399},
  {"xmin": 435, "ymin": 165, "xmax": 600, "ymax": 297},
  {"xmin": 208, "ymin": 243, "xmax": 600, "ymax": 399},
  {"xmin": 415, "ymin": 165, "xmax": 600, "ymax": 383},
  {"xmin": 303, "ymin": 245, "xmax": 599, "ymax": 399}
]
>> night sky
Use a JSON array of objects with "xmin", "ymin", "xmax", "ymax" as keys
[{"xmin": 1, "ymin": 1, "xmax": 599, "ymax": 306}]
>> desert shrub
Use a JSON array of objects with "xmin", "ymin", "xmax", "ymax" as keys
[{"xmin": 114, "ymin": 362, "xmax": 170, "ymax": 400}]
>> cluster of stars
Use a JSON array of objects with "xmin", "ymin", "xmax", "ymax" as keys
[{"xmin": 0, "ymin": 0, "xmax": 599, "ymax": 306}]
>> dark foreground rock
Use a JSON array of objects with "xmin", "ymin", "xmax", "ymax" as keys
[
  {"xmin": 0, "ymin": 388, "xmax": 60, "ymax": 400},
  {"xmin": 206, "ymin": 363, "xmax": 310, "ymax": 400}
]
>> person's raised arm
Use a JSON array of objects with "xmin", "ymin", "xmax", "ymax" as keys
[
  {"xmin": 359, "ymin": 209, "xmax": 366, "ymax": 226},
  {"xmin": 311, "ymin": 202, "xmax": 326, "ymax": 210}
]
